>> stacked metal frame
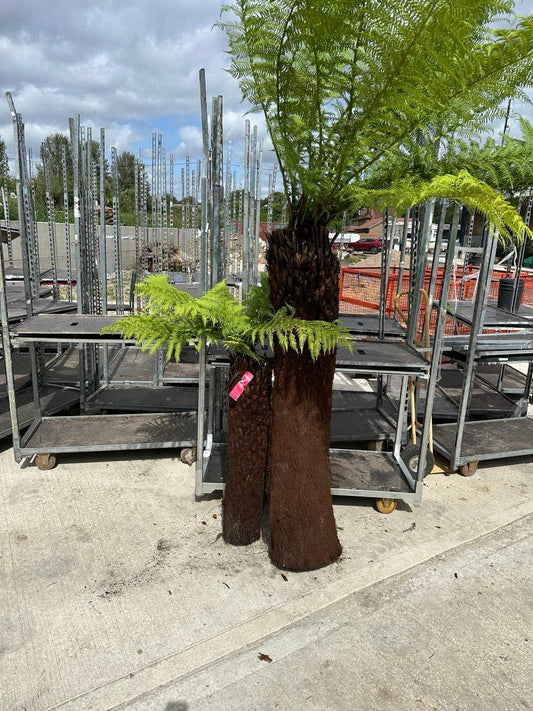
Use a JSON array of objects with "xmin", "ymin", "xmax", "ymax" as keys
[{"xmin": 0, "ymin": 95, "xmax": 201, "ymax": 467}]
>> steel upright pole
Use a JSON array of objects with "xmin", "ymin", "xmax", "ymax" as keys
[
  {"xmin": 1, "ymin": 186, "xmax": 14, "ymax": 267},
  {"xmin": 253, "ymin": 138, "xmax": 263, "ymax": 285},
  {"xmin": 196, "ymin": 68, "xmax": 210, "ymax": 498},
  {"xmin": 7, "ymin": 93, "xmax": 35, "ymax": 311},
  {"xmin": 69, "ymin": 117, "xmax": 83, "ymax": 315},
  {"xmin": 7, "ymin": 93, "xmax": 41, "ymax": 424},
  {"xmin": 406, "ymin": 201, "xmax": 435, "ymax": 346},
  {"xmin": 211, "ymin": 96, "xmax": 223, "ymax": 286},
  {"xmin": 61, "ymin": 145, "xmax": 72, "ymax": 301},
  {"xmin": 111, "ymin": 147, "xmax": 123, "ymax": 314},
  {"xmin": 241, "ymin": 120, "xmax": 251, "ymax": 296},
  {"xmin": 427, "ymin": 199, "xmax": 448, "ymax": 304},
  {"xmin": 27, "ymin": 147, "xmax": 40, "ymax": 296},
  {"xmin": 41, "ymin": 143, "xmax": 59, "ymax": 299},
  {"xmin": 451, "ymin": 227, "xmax": 499, "ymax": 469}
]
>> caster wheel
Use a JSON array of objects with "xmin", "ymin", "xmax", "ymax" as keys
[
  {"xmin": 401, "ymin": 443, "xmax": 435, "ymax": 478},
  {"xmin": 459, "ymin": 461, "xmax": 478, "ymax": 477},
  {"xmin": 180, "ymin": 447, "xmax": 197, "ymax": 466},
  {"xmin": 376, "ymin": 498, "xmax": 397, "ymax": 514},
  {"xmin": 35, "ymin": 453, "xmax": 57, "ymax": 471}
]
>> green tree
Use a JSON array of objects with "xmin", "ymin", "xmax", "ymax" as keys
[
  {"xmin": 116, "ymin": 151, "xmax": 136, "ymax": 193},
  {"xmin": 221, "ymin": 0, "xmax": 533, "ymax": 570},
  {"xmin": 34, "ymin": 133, "xmax": 109, "ymax": 218}
]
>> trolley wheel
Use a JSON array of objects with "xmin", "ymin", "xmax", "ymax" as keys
[
  {"xmin": 180, "ymin": 447, "xmax": 197, "ymax": 466},
  {"xmin": 35, "ymin": 453, "xmax": 57, "ymax": 471},
  {"xmin": 400, "ymin": 443, "xmax": 435, "ymax": 478},
  {"xmin": 376, "ymin": 498, "xmax": 397, "ymax": 515},
  {"xmin": 458, "ymin": 461, "xmax": 478, "ymax": 477}
]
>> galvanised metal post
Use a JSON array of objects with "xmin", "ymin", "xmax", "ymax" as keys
[
  {"xmin": 140, "ymin": 155, "xmax": 149, "ymax": 282},
  {"xmin": 451, "ymin": 226, "xmax": 499, "ymax": 470},
  {"xmin": 69, "ymin": 116, "xmax": 82, "ymax": 315},
  {"xmin": 511, "ymin": 190, "xmax": 532, "ymax": 312},
  {"xmin": 223, "ymin": 141, "xmax": 232, "ymax": 280},
  {"xmin": 427, "ymin": 199, "xmax": 448, "ymax": 305},
  {"xmin": 134, "ymin": 155, "xmax": 140, "ymax": 288},
  {"xmin": 253, "ymin": 138, "xmax": 263, "ymax": 285},
  {"xmin": 41, "ymin": 142, "xmax": 59, "ymax": 299},
  {"xmin": 248, "ymin": 125, "xmax": 257, "ymax": 289},
  {"xmin": 459, "ymin": 211, "xmax": 476, "ymax": 300},
  {"xmin": 27, "ymin": 147, "xmax": 41, "ymax": 297},
  {"xmin": 7, "ymin": 93, "xmax": 38, "ymax": 306},
  {"xmin": 111, "ymin": 147, "xmax": 123, "ymax": 313},
  {"xmin": 1, "ymin": 186, "xmax": 14, "ymax": 267},
  {"xmin": 196, "ymin": 68, "xmax": 210, "ymax": 496},
  {"xmin": 195, "ymin": 158, "xmax": 201, "ymax": 278},
  {"xmin": 100, "ymin": 129, "xmax": 109, "ymax": 382},
  {"xmin": 162, "ymin": 146, "xmax": 169, "ymax": 273},
  {"xmin": 61, "ymin": 145, "xmax": 73, "ymax": 302},
  {"xmin": 211, "ymin": 96, "xmax": 223, "ymax": 286},
  {"xmin": 416, "ymin": 203, "xmax": 462, "ymax": 492},
  {"xmin": 0, "ymin": 212, "xmax": 23, "ymax": 459},
  {"xmin": 7, "ymin": 94, "xmax": 41, "ymax": 425},
  {"xmin": 241, "ymin": 120, "xmax": 251, "ymax": 297},
  {"xmin": 406, "ymin": 200, "xmax": 435, "ymax": 346},
  {"xmin": 395, "ymin": 208, "xmax": 410, "ymax": 301}
]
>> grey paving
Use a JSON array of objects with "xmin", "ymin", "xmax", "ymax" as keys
[
  {"xmin": 128, "ymin": 515, "xmax": 532, "ymax": 711},
  {"xmin": 0, "ymin": 443, "xmax": 532, "ymax": 711}
]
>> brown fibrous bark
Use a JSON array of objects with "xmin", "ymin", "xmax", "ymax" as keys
[
  {"xmin": 266, "ymin": 225, "xmax": 342, "ymax": 571},
  {"xmin": 223, "ymin": 355, "xmax": 272, "ymax": 546}
]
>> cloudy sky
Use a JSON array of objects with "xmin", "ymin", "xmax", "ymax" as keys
[{"xmin": 1, "ymin": 0, "xmax": 532, "ymax": 188}]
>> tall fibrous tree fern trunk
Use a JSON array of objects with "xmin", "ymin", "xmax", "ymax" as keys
[
  {"xmin": 221, "ymin": 0, "xmax": 533, "ymax": 570},
  {"xmin": 267, "ymin": 226, "xmax": 341, "ymax": 568}
]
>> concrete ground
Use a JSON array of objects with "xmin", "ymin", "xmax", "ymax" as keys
[{"xmin": 1, "ymin": 442, "xmax": 532, "ymax": 711}]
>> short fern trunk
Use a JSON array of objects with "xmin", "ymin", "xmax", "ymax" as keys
[
  {"xmin": 223, "ymin": 355, "xmax": 272, "ymax": 545},
  {"xmin": 267, "ymin": 225, "xmax": 341, "ymax": 571}
]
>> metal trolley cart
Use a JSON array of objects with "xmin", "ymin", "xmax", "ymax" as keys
[
  {"xmin": 0, "ymin": 312, "xmax": 198, "ymax": 470},
  {"xmin": 329, "ymin": 341, "xmax": 431, "ymax": 513},
  {"xmin": 195, "ymin": 340, "xmax": 437, "ymax": 513},
  {"xmin": 433, "ymin": 331, "xmax": 533, "ymax": 475},
  {"xmin": 432, "ymin": 215, "xmax": 533, "ymax": 475},
  {"xmin": 195, "ymin": 202, "xmax": 459, "ymax": 513}
]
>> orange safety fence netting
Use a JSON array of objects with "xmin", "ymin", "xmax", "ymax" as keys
[{"xmin": 339, "ymin": 265, "xmax": 533, "ymax": 339}]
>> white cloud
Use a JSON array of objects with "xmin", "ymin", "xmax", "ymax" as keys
[{"xmin": 0, "ymin": 0, "xmax": 246, "ymax": 164}]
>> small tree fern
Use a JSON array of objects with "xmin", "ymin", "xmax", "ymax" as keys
[{"xmin": 104, "ymin": 274, "xmax": 351, "ymax": 549}]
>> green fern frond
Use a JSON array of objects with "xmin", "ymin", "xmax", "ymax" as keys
[
  {"xmin": 350, "ymin": 170, "xmax": 533, "ymax": 241},
  {"xmin": 220, "ymin": 0, "xmax": 533, "ymax": 227}
]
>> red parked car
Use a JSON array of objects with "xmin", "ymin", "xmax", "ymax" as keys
[{"xmin": 352, "ymin": 237, "xmax": 382, "ymax": 253}]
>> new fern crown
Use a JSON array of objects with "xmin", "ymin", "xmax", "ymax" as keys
[{"xmin": 105, "ymin": 273, "xmax": 351, "ymax": 362}]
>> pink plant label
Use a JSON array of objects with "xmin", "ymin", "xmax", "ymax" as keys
[{"xmin": 229, "ymin": 371, "xmax": 254, "ymax": 401}]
